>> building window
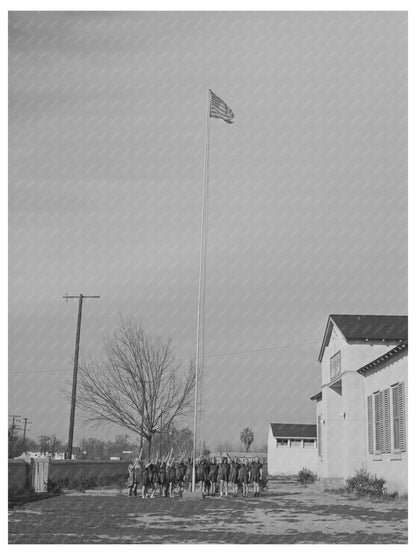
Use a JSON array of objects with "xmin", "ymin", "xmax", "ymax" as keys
[
  {"xmin": 303, "ymin": 439, "xmax": 316, "ymax": 448},
  {"xmin": 392, "ymin": 382, "xmax": 406, "ymax": 452},
  {"xmin": 368, "ymin": 385, "xmax": 405, "ymax": 455},
  {"xmin": 276, "ymin": 439, "xmax": 288, "ymax": 447},
  {"xmin": 330, "ymin": 351, "xmax": 341, "ymax": 380},
  {"xmin": 290, "ymin": 439, "xmax": 302, "ymax": 448}
]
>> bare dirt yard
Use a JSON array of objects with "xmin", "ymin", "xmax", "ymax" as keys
[{"xmin": 8, "ymin": 478, "xmax": 407, "ymax": 544}]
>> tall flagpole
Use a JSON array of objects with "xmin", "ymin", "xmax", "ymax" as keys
[{"xmin": 192, "ymin": 90, "xmax": 211, "ymax": 492}]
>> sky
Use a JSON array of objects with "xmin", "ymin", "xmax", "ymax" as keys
[{"xmin": 8, "ymin": 11, "xmax": 407, "ymax": 451}]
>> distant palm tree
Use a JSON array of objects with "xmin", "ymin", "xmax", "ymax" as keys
[{"xmin": 240, "ymin": 428, "xmax": 254, "ymax": 452}]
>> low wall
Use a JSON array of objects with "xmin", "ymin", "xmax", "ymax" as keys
[
  {"xmin": 9, "ymin": 459, "xmax": 30, "ymax": 491},
  {"xmin": 9, "ymin": 459, "xmax": 129, "ymax": 492},
  {"xmin": 48, "ymin": 460, "xmax": 129, "ymax": 484}
]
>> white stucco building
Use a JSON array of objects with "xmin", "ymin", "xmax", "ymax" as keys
[
  {"xmin": 311, "ymin": 314, "xmax": 407, "ymax": 495},
  {"xmin": 267, "ymin": 423, "xmax": 317, "ymax": 475}
]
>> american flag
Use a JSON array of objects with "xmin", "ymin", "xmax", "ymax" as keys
[{"xmin": 209, "ymin": 90, "xmax": 234, "ymax": 124}]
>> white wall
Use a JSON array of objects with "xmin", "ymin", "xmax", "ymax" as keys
[
  {"xmin": 267, "ymin": 427, "xmax": 317, "ymax": 476},
  {"xmin": 364, "ymin": 354, "xmax": 408, "ymax": 495}
]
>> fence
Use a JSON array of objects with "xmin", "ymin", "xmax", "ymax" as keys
[
  {"xmin": 9, "ymin": 459, "xmax": 129, "ymax": 494},
  {"xmin": 9, "ymin": 459, "xmax": 30, "ymax": 492}
]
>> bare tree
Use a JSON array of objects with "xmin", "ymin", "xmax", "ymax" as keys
[
  {"xmin": 76, "ymin": 318, "xmax": 195, "ymax": 458},
  {"xmin": 240, "ymin": 427, "xmax": 254, "ymax": 452}
]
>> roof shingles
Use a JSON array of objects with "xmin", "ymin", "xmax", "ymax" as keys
[
  {"xmin": 270, "ymin": 423, "xmax": 317, "ymax": 439},
  {"xmin": 330, "ymin": 314, "xmax": 407, "ymax": 341}
]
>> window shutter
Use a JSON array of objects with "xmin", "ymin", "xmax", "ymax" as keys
[
  {"xmin": 367, "ymin": 395, "xmax": 374, "ymax": 454},
  {"xmin": 398, "ymin": 382, "xmax": 406, "ymax": 452},
  {"xmin": 383, "ymin": 389, "xmax": 391, "ymax": 453},
  {"xmin": 375, "ymin": 392, "xmax": 385, "ymax": 453}
]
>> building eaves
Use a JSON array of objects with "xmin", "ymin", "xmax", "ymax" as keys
[{"xmin": 357, "ymin": 342, "xmax": 408, "ymax": 375}]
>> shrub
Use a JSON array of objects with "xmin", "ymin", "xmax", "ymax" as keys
[
  {"xmin": 48, "ymin": 479, "xmax": 68, "ymax": 494},
  {"xmin": 345, "ymin": 468, "xmax": 386, "ymax": 498},
  {"xmin": 297, "ymin": 467, "xmax": 316, "ymax": 484}
]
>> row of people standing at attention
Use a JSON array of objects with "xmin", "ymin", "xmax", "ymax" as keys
[
  {"xmin": 127, "ymin": 450, "xmax": 190, "ymax": 498},
  {"xmin": 196, "ymin": 456, "xmax": 263, "ymax": 497},
  {"xmin": 127, "ymin": 452, "xmax": 264, "ymax": 498}
]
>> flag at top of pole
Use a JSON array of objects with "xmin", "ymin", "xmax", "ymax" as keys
[{"xmin": 209, "ymin": 89, "xmax": 235, "ymax": 124}]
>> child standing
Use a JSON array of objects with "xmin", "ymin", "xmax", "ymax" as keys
[
  {"xmin": 127, "ymin": 459, "xmax": 135, "ymax": 497},
  {"xmin": 250, "ymin": 457, "xmax": 263, "ymax": 497},
  {"xmin": 239, "ymin": 458, "xmax": 250, "ymax": 497},
  {"xmin": 168, "ymin": 458, "xmax": 177, "ymax": 498},
  {"xmin": 208, "ymin": 457, "xmax": 219, "ymax": 496},
  {"xmin": 219, "ymin": 457, "xmax": 230, "ymax": 497},
  {"xmin": 229, "ymin": 457, "xmax": 240, "ymax": 497}
]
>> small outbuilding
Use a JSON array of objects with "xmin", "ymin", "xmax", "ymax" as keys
[{"xmin": 267, "ymin": 423, "xmax": 317, "ymax": 476}]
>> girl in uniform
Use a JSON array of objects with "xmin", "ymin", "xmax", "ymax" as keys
[
  {"xmin": 141, "ymin": 460, "xmax": 152, "ymax": 498},
  {"xmin": 168, "ymin": 458, "xmax": 177, "ymax": 498},
  {"xmin": 208, "ymin": 457, "xmax": 219, "ymax": 496},
  {"xmin": 197, "ymin": 458, "xmax": 205, "ymax": 493},
  {"xmin": 176, "ymin": 459, "xmax": 187, "ymax": 497},
  {"xmin": 133, "ymin": 457, "xmax": 143, "ymax": 498},
  {"xmin": 127, "ymin": 459, "xmax": 135, "ymax": 496},
  {"xmin": 151, "ymin": 457, "xmax": 160, "ymax": 498},
  {"xmin": 239, "ymin": 458, "xmax": 250, "ymax": 497},
  {"xmin": 250, "ymin": 457, "xmax": 263, "ymax": 497},
  {"xmin": 185, "ymin": 457, "xmax": 193, "ymax": 491},
  {"xmin": 219, "ymin": 456, "xmax": 230, "ymax": 497},
  {"xmin": 159, "ymin": 457, "xmax": 167, "ymax": 497},
  {"xmin": 229, "ymin": 457, "xmax": 239, "ymax": 497}
]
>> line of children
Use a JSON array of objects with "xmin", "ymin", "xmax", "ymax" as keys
[
  {"xmin": 127, "ymin": 449, "xmax": 189, "ymax": 499},
  {"xmin": 128, "ymin": 453, "xmax": 264, "ymax": 498}
]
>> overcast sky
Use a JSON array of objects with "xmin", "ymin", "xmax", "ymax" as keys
[{"xmin": 9, "ymin": 11, "xmax": 407, "ymax": 450}]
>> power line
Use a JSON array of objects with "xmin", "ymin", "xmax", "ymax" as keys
[
  {"xmin": 205, "ymin": 340, "xmax": 321, "ymax": 359},
  {"xmin": 9, "ymin": 338, "xmax": 323, "ymax": 376}
]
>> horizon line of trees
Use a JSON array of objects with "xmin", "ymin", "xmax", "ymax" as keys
[{"xmin": 8, "ymin": 428, "xmax": 197, "ymax": 461}]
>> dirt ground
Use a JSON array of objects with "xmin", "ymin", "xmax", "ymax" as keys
[{"xmin": 8, "ymin": 478, "xmax": 408, "ymax": 544}]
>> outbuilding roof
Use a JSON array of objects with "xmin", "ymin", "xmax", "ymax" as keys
[
  {"xmin": 270, "ymin": 423, "xmax": 317, "ymax": 439},
  {"xmin": 318, "ymin": 314, "xmax": 407, "ymax": 362}
]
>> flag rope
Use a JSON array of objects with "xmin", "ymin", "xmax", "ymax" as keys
[{"xmin": 192, "ymin": 90, "xmax": 211, "ymax": 492}]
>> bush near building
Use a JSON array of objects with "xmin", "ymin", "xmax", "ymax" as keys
[
  {"xmin": 297, "ymin": 467, "xmax": 316, "ymax": 484},
  {"xmin": 345, "ymin": 468, "xmax": 386, "ymax": 498}
]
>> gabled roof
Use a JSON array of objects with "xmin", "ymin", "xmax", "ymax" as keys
[
  {"xmin": 270, "ymin": 423, "xmax": 317, "ymax": 439},
  {"xmin": 357, "ymin": 342, "xmax": 408, "ymax": 375},
  {"xmin": 318, "ymin": 314, "xmax": 408, "ymax": 362},
  {"xmin": 310, "ymin": 391, "xmax": 322, "ymax": 401}
]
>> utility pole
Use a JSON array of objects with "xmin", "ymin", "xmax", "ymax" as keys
[
  {"xmin": 8, "ymin": 415, "xmax": 21, "ymax": 457},
  {"xmin": 63, "ymin": 293, "xmax": 100, "ymax": 460},
  {"xmin": 22, "ymin": 417, "xmax": 32, "ymax": 452}
]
